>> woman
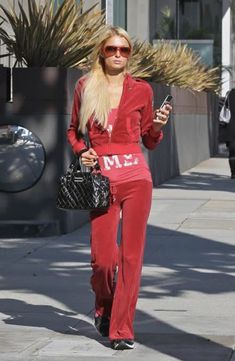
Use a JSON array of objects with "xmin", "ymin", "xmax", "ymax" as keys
[
  {"xmin": 67, "ymin": 26, "xmax": 172, "ymax": 350},
  {"xmin": 220, "ymin": 89, "xmax": 235, "ymax": 178}
]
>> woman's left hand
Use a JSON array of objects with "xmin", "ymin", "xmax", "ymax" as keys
[{"xmin": 152, "ymin": 104, "xmax": 172, "ymax": 132}]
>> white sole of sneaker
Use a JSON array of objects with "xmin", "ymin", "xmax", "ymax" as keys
[{"xmin": 112, "ymin": 341, "xmax": 134, "ymax": 350}]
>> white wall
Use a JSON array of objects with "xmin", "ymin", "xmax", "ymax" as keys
[
  {"xmin": 127, "ymin": 0, "xmax": 149, "ymax": 40},
  {"xmin": 222, "ymin": 0, "xmax": 232, "ymax": 96},
  {"xmin": 83, "ymin": 0, "xmax": 102, "ymax": 11}
]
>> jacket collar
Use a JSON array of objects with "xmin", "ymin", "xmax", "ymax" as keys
[{"xmin": 124, "ymin": 72, "xmax": 136, "ymax": 89}]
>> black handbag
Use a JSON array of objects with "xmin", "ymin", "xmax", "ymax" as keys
[{"xmin": 56, "ymin": 157, "xmax": 110, "ymax": 211}]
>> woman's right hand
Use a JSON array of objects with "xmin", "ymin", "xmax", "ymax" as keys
[{"xmin": 80, "ymin": 148, "xmax": 98, "ymax": 167}]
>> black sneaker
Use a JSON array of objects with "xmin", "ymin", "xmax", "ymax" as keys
[
  {"xmin": 94, "ymin": 315, "xmax": 110, "ymax": 337},
  {"xmin": 111, "ymin": 339, "xmax": 134, "ymax": 350}
]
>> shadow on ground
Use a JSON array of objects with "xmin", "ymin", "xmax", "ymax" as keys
[
  {"xmin": 155, "ymin": 148, "xmax": 235, "ymax": 192},
  {"xmin": 0, "ymin": 220, "xmax": 235, "ymax": 359}
]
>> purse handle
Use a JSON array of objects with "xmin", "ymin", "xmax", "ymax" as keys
[
  {"xmin": 69, "ymin": 155, "xmax": 101, "ymax": 176},
  {"xmin": 224, "ymin": 90, "xmax": 230, "ymax": 109},
  {"xmin": 74, "ymin": 129, "xmax": 102, "ymax": 172}
]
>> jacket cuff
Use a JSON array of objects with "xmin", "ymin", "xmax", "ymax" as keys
[
  {"xmin": 76, "ymin": 147, "xmax": 89, "ymax": 157},
  {"xmin": 149, "ymin": 127, "xmax": 163, "ymax": 139}
]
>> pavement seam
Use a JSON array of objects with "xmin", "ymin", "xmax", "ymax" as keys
[
  {"xmin": 0, "ymin": 238, "xmax": 53, "ymax": 274},
  {"xmin": 177, "ymin": 198, "xmax": 210, "ymax": 230}
]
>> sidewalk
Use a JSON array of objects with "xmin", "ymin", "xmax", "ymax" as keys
[{"xmin": 0, "ymin": 156, "xmax": 235, "ymax": 361}]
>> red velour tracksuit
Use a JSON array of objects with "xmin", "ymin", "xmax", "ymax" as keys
[{"xmin": 67, "ymin": 73, "xmax": 163, "ymax": 340}]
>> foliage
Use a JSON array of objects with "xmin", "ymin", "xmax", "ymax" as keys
[
  {"xmin": 0, "ymin": 0, "xmax": 220, "ymax": 92},
  {"xmin": 129, "ymin": 40, "xmax": 220, "ymax": 93},
  {"xmin": 0, "ymin": 0, "xmax": 105, "ymax": 67}
]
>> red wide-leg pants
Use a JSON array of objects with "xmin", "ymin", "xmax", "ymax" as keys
[{"xmin": 90, "ymin": 179, "xmax": 152, "ymax": 340}]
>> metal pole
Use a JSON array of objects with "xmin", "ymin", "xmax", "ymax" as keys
[
  {"xmin": 176, "ymin": 0, "xmax": 179, "ymax": 39},
  {"xmin": 105, "ymin": 0, "xmax": 114, "ymax": 25}
]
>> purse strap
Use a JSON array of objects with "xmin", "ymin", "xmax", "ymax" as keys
[
  {"xmin": 224, "ymin": 90, "xmax": 230, "ymax": 109},
  {"xmin": 78, "ymin": 129, "xmax": 102, "ymax": 172},
  {"xmin": 69, "ymin": 155, "xmax": 102, "ymax": 176}
]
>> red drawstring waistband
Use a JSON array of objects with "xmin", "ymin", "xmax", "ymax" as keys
[{"xmin": 110, "ymin": 184, "xmax": 117, "ymax": 204}]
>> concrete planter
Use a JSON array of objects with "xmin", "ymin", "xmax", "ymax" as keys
[
  {"xmin": 0, "ymin": 67, "xmax": 219, "ymax": 236},
  {"xmin": 0, "ymin": 67, "xmax": 88, "ymax": 236},
  {"xmin": 148, "ymin": 83, "xmax": 219, "ymax": 186},
  {"xmin": 0, "ymin": 66, "xmax": 10, "ymax": 112}
]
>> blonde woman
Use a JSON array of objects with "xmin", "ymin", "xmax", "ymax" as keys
[{"xmin": 67, "ymin": 26, "xmax": 172, "ymax": 350}]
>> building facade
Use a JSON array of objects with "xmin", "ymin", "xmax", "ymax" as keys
[
  {"xmin": 111, "ymin": 0, "xmax": 233, "ymax": 97},
  {"xmin": 77, "ymin": 0, "xmax": 235, "ymax": 96},
  {"xmin": 0, "ymin": 0, "xmax": 233, "ymax": 95}
]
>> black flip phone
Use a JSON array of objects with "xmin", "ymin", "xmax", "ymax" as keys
[{"xmin": 160, "ymin": 95, "xmax": 172, "ymax": 108}]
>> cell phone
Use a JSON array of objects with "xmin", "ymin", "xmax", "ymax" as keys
[{"xmin": 160, "ymin": 95, "xmax": 172, "ymax": 108}]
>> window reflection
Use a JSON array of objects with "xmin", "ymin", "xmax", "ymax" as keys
[
  {"xmin": 150, "ymin": 0, "xmax": 222, "ymax": 66},
  {"xmin": 0, "ymin": 125, "xmax": 45, "ymax": 192}
]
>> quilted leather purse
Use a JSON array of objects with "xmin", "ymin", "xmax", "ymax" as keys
[{"xmin": 56, "ymin": 157, "xmax": 110, "ymax": 211}]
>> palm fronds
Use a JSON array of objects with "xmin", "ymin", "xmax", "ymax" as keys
[
  {"xmin": 0, "ymin": 0, "xmax": 220, "ymax": 92},
  {"xmin": 0, "ymin": 0, "xmax": 105, "ymax": 67},
  {"xmin": 129, "ymin": 40, "xmax": 220, "ymax": 93}
]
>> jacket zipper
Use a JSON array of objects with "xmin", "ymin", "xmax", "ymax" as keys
[{"xmin": 108, "ymin": 77, "xmax": 127, "ymax": 143}]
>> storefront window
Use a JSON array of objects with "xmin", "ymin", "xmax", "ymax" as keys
[
  {"xmin": 113, "ymin": 0, "xmax": 127, "ymax": 29},
  {"xmin": 150, "ymin": 0, "xmax": 222, "ymax": 66},
  {"xmin": 149, "ymin": 0, "xmax": 177, "ymax": 40}
]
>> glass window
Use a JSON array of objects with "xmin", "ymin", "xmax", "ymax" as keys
[
  {"xmin": 0, "ymin": 125, "xmax": 45, "ymax": 192},
  {"xmin": 149, "ymin": 0, "xmax": 177, "ymax": 40},
  {"xmin": 114, "ymin": 0, "xmax": 127, "ymax": 29},
  {"xmin": 149, "ymin": 0, "xmax": 222, "ymax": 66}
]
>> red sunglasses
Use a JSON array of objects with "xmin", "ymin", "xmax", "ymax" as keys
[{"xmin": 103, "ymin": 45, "xmax": 131, "ymax": 58}]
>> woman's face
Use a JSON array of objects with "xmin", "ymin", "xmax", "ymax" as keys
[{"xmin": 101, "ymin": 35, "xmax": 131, "ymax": 74}]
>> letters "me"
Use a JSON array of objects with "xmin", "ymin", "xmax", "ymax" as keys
[{"xmin": 103, "ymin": 154, "xmax": 139, "ymax": 170}]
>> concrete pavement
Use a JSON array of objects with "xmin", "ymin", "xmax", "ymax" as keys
[{"xmin": 0, "ymin": 155, "xmax": 235, "ymax": 361}]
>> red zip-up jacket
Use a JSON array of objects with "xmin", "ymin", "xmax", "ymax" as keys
[{"xmin": 67, "ymin": 73, "xmax": 163, "ymax": 156}]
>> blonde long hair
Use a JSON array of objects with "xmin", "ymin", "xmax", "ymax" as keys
[{"xmin": 79, "ymin": 26, "xmax": 132, "ymax": 133}]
